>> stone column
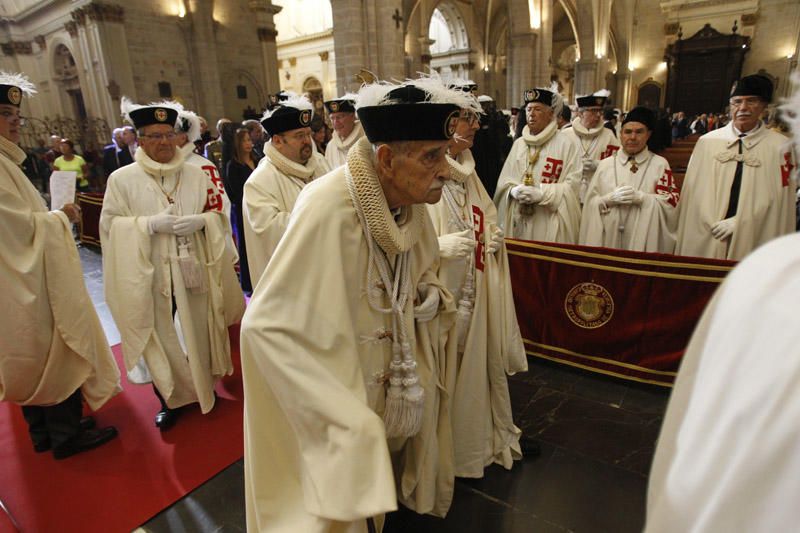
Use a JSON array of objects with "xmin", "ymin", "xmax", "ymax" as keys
[
  {"xmin": 185, "ymin": 0, "xmax": 224, "ymax": 120},
  {"xmin": 615, "ymin": 71, "xmax": 631, "ymax": 110},
  {"xmin": 574, "ymin": 58, "xmax": 599, "ymax": 96},
  {"xmin": 331, "ymin": 0, "xmax": 406, "ymax": 93},
  {"xmin": 507, "ymin": 0, "xmax": 537, "ymax": 105},
  {"xmin": 249, "ymin": 0, "xmax": 282, "ymax": 95},
  {"xmin": 532, "ymin": 0, "xmax": 553, "ymax": 87}
]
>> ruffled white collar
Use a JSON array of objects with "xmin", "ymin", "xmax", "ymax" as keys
[
  {"xmin": 522, "ymin": 120, "xmax": 558, "ymax": 147},
  {"xmin": 570, "ymin": 118, "xmax": 606, "ymax": 138},
  {"xmin": 445, "ymin": 149, "xmax": 475, "ymax": 183},
  {"xmin": 265, "ymin": 141, "xmax": 317, "ymax": 182}
]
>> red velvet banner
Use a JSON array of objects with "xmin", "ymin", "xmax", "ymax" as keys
[
  {"xmin": 77, "ymin": 191, "xmax": 104, "ymax": 246},
  {"xmin": 506, "ymin": 239, "xmax": 736, "ymax": 387}
]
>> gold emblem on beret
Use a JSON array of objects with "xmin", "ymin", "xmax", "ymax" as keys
[
  {"xmin": 7, "ymin": 87, "xmax": 22, "ymax": 106},
  {"xmin": 329, "ymin": 101, "xmax": 339, "ymax": 113},
  {"xmin": 269, "ymin": 94, "xmax": 279, "ymax": 104},
  {"xmin": 595, "ymin": 97, "xmax": 604, "ymax": 106},
  {"xmin": 299, "ymin": 109, "xmax": 312, "ymax": 126},
  {"xmin": 524, "ymin": 89, "xmax": 539, "ymax": 103},
  {"xmin": 564, "ymin": 282, "xmax": 614, "ymax": 329},
  {"xmin": 154, "ymin": 108, "xmax": 168, "ymax": 122},
  {"xmin": 445, "ymin": 110, "xmax": 460, "ymax": 138}
]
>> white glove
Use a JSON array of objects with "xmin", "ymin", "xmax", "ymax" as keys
[
  {"xmin": 485, "ymin": 225, "xmax": 504, "ymax": 254},
  {"xmin": 510, "ymin": 184, "xmax": 544, "ymax": 204},
  {"xmin": 414, "ymin": 283, "xmax": 440, "ymax": 323},
  {"xmin": 148, "ymin": 205, "xmax": 179, "ymax": 235},
  {"xmin": 173, "ymin": 214, "xmax": 206, "ymax": 236},
  {"xmin": 438, "ymin": 229, "xmax": 476, "ymax": 259},
  {"xmin": 710, "ymin": 217, "xmax": 736, "ymax": 240},
  {"xmin": 582, "ymin": 158, "xmax": 598, "ymax": 174},
  {"xmin": 631, "ymin": 189, "xmax": 646, "ymax": 205},
  {"xmin": 601, "ymin": 185, "xmax": 635, "ymax": 207}
]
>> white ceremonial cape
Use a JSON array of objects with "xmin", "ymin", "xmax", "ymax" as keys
[
  {"xmin": 0, "ymin": 135, "xmax": 121, "ymax": 409},
  {"xmin": 646, "ymin": 233, "xmax": 800, "ymax": 532},
  {"xmin": 324, "ymin": 121, "xmax": 365, "ymax": 169},
  {"xmin": 563, "ymin": 118, "xmax": 620, "ymax": 202},
  {"xmin": 580, "ymin": 148, "xmax": 679, "ymax": 253},
  {"xmin": 241, "ymin": 152, "xmax": 457, "ymax": 532},
  {"xmin": 101, "ymin": 148, "xmax": 245, "ymax": 413},
  {"xmin": 494, "ymin": 122, "xmax": 582, "ymax": 243},
  {"xmin": 426, "ymin": 149, "xmax": 528, "ymax": 478},
  {"xmin": 675, "ymin": 123, "xmax": 796, "ymax": 260},
  {"xmin": 242, "ymin": 142, "xmax": 330, "ymax": 286}
]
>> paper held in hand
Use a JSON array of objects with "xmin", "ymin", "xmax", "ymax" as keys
[{"xmin": 50, "ymin": 170, "xmax": 77, "ymax": 210}]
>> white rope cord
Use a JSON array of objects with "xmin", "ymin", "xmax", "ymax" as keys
[{"xmin": 344, "ymin": 138, "xmax": 425, "ymax": 438}]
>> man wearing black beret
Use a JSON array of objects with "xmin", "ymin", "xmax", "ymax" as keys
[
  {"xmin": 580, "ymin": 106, "xmax": 679, "ymax": 252},
  {"xmin": 675, "ymin": 74, "xmax": 796, "ymax": 260},
  {"xmin": 323, "ymin": 94, "xmax": 364, "ymax": 168}
]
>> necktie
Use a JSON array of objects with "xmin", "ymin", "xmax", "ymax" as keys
[
  {"xmin": 725, "ymin": 134, "xmax": 746, "ymax": 218},
  {"xmin": 628, "ymin": 156, "xmax": 638, "ymax": 173}
]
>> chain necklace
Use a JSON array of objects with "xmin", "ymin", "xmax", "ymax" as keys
[
  {"xmin": 154, "ymin": 171, "xmax": 181, "ymax": 204},
  {"xmin": 612, "ymin": 152, "xmax": 653, "ymax": 235}
]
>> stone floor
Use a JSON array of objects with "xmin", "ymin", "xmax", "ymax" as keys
[{"xmin": 78, "ymin": 245, "xmax": 670, "ymax": 533}]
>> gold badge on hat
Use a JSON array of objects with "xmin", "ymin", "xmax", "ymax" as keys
[
  {"xmin": 7, "ymin": 87, "xmax": 22, "ymax": 106},
  {"xmin": 445, "ymin": 110, "xmax": 459, "ymax": 138},
  {"xmin": 299, "ymin": 109, "xmax": 312, "ymax": 126},
  {"xmin": 330, "ymin": 102, "xmax": 339, "ymax": 113},
  {"xmin": 154, "ymin": 108, "xmax": 168, "ymax": 122},
  {"xmin": 564, "ymin": 282, "xmax": 614, "ymax": 329},
  {"xmin": 595, "ymin": 97, "xmax": 603, "ymax": 106}
]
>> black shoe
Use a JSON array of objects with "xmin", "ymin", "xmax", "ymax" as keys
[
  {"xmin": 79, "ymin": 416, "xmax": 96, "ymax": 431},
  {"xmin": 53, "ymin": 426, "xmax": 118, "ymax": 460},
  {"xmin": 155, "ymin": 408, "xmax": 179, "ymax": 431},
  {"xmin": 520, "ymin": 436, "xmax": 542, "ymax": 458}
]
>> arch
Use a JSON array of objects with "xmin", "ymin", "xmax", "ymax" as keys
[
  {"xmin": 235, "ymin": 69, "xmax": 265, "ymax": 107},
  {"xmin": 637, "ymin": 78, "xmax": 664, "ymax": 109},
  {"xmin": 427, "ymin": 0, "xmax": 473, "ymax": 81},
  {"xmin": 557, "ymin": 0, "xmax": 581, "ymax": 60}
]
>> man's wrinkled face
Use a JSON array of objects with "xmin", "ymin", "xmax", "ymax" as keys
[
  {"xmin": 140, "ymin": 124, "xmax": 177, "ymax": 164},
  {"xmin": 449, "ymin": 111, "xmax": 480, "ymax": 155},
  {"xmin": 330, "ymin": 112, "xmax": 356, "ymax": 139},
  {"xmin": 579, "ymin": 107, "xmax": 603, "ymax": 129},
  {"xmin": 122, "ymin": 128, "xmax": 137, "ymax": 146},
  {"xmin": 729, "ymin": 95, "xmax": 767, "ymax": 133},
  {"xmin": 526, "ymin": 102, "xmax": 554, "ymax": 135},
  {"xmin": 620, "ymin": 122, "xmax": 651, "ymax": 156},
  {"xmin": 0, "ymin": 105, "xmax": 22, "ymax": 144},
  {"xmin": 385, "ymin": 140, "xmax": 451, "ymax": 206},
  {"xmin": 275, "ymin": 127, "xmax": 313, "ymax": 164}
]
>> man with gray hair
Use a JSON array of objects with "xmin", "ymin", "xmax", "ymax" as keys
[
  {"xmin": 240, "ymin": 77, "xmax": 471, "ymax": 531},
  {"xmin": 494, "ymin": 83, "xmax": 582, "ymax": 243},
  {"xmin": 102, "ymin": 127, "xmax": 126, "ymax": 178},
  {"xmin": 242, "ymin": 95, "xmax": 330, "ymax": 284}
]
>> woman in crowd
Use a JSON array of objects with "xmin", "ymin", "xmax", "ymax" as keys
[
  {"xmin": 225, "ymin": 127, "xmax": 260, "ymax": 294},
  {"xmin": 53, "ymin": 138, "xmax": 89, "ymax": 193}
]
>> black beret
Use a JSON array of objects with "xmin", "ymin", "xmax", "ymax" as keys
[
  {"xmin": 356, "ymin": 85, "xmax": 460, "ymax": 142},
  {"xmin": 730, "ymin": 74, "xmax": 773, "ymax": 103},
  {"xmin": 622, "ymin": 106, "xmax": 656, "ymax": 131},
  {"xmin": 0, "ymin": 84, "xmax": 23, "ymax": 107},
  {"xmin": 128, "ymin": 106, "xmax": 178, "ymax": 130},
  {"xmin": 576, "ymin": 94, "xmax": 608, "ymax": 108},
  {"xmin": 261, "ymin": 105, "xmax": 313, "ymax": 136},
  {"xmin": 523, "ymin": 88, "xmax": 554, "ymax": 107},
  {"xmin": 324, "ymin": 98, "xmax": 356, "ymax": 114}
]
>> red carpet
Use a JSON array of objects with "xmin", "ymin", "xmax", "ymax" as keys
[{"xmin": 0, "ymin": 327, "xmax": 243, "ymax": 533}]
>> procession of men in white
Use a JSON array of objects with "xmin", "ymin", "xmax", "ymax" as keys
[{"xmin": 3, "ymin": 62, "xmax": 800, "ymax": 532}]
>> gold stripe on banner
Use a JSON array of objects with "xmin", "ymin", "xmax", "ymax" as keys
[
  {"xmin": 505, "ymin": 239, "xmax": 734, "ymax": 273},
  {"xmin": 523, "ymin": 339, "xmax": 678, "ymax": 377},
  {"xmin": 508, "ymin": 249, "xmax": 727, "ymax": 283},
  {"xmin": 527, "ymin": 350, "xmax": 673, "ymax": 388}
]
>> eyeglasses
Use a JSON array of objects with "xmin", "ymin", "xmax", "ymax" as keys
[
  {"xmin": 460, "ymin": 112, "xmax": 479, "ymax": 126},
  {"xmin": 580, "ymin": 108, "xmax": 604, "ymax": 115},
  {"xmin": 142, "ymin": 132, "xmax": 178, "ymax": 142}
]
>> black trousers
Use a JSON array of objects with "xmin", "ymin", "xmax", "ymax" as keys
[{"xmin": 21, "ymin": 388, "xmax": 83, "ymax": 449}]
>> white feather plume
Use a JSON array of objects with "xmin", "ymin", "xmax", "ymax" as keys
[
  {"xmin": 177, "ymin": 108, "xmax": 202, "ymax": 142},
  {"xmin": 477, "ymin": 95, "xmax": 493, "ymax": 103},
  {"xmin": 120, "ymin": 97, "xmax": 183, "ymax": 127},
  {"xmin": 355, "ymin": 81, "xmax": 398, "ymax": 109},
  {"xmin": 0, "ymin": 71, "xmax": 37, "ymax": 97},
  {"xmin": 260, "ymin": 94, "xmax": 314, "ymax": 122},
  {"xmin": 332, "ymin": 92, "xmax": 358, "ymax": 103},
  {"xmin": 592, "ymin": 89, "xmax": 611, "ymax": 98},
  {"xmin": 780, "ymin": 72, "xmax": 800, "ymax": 142}
]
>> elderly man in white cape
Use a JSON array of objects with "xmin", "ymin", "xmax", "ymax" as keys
[
  {"xmin": 0, "ymin": 71, "xmax": 121, "ymax": 460},
  {"xmin": 101, "ymin": 98, "xmax": 245, "ymax": 431},
  {"xmin": 323, "ymin": 93, "xmax": 365, "ymax": 168},
  {"xmin": 494, "ymin": 83, "xmax": 582, "ymax": 243},
  {"xmin": 646, "ymin": 75, "xmax": 800, "ymax": 533},
  {"xmin": 242, "ymin": 95, "xmax": 330, "ymax": 285},
  {"xmin": 675, "ymin": 74, "xmax": 797, "ymax": 260},
  {"xmin": 425, "ymin": 79, "xmax": 531, "ymax": 478},
  {"xmin": 580, "ymin": 106, "xmax": 679, "ymax": 252},
  {"xmin": 562, "ymin": 89, "xmax": 620, "ymax": 203},
  {"xmin": 240, "ymin": 78, "xmax": 468, "ymax": 532}
]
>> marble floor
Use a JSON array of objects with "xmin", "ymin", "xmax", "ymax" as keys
[{"xmin": 78, "ymin": 245, "xmax": 670, "ymax": 533}]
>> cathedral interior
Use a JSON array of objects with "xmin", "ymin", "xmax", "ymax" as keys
[{"xmin": 1, "ymin": 0, "xmax": 799, "ymax": 532}]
